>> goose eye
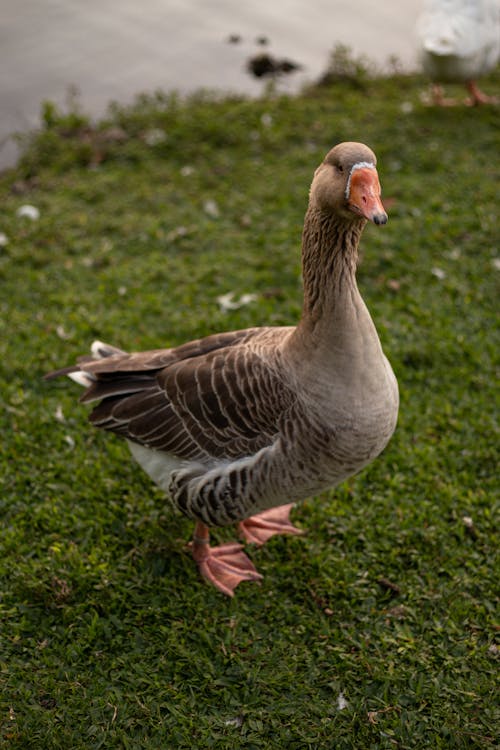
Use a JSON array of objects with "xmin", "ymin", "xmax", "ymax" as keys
[{"xmin": 337, "ymin": 164, "xmax": 344, "ymax": 173}]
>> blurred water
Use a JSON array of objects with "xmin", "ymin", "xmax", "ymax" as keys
[{"xmin": 0, "ymin": 0, "xmax": 421, "ymax": 168}]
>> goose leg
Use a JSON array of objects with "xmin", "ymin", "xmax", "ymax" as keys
[
  {"xmin": 430, "ymin": 83, "xmax": 458, "ymax": 107},
  {"xmin": 465, "ymin": 80, "xmax": 498, "ymax": 106},
  {"xmin": 238, "ymin": 503, "xmax": 304, "ymax": 546},
  {"xmin": 191, "ymin": 522, "xmax": 263, "ymax": 597}
]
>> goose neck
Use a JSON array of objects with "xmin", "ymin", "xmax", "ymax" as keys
[{"xmin": 299, "ymin": 207, "xmax": 364, "ymax": 330}]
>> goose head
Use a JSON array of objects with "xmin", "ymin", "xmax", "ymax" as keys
[{"xmin": 309, "ymin": 142, "xmax": 387, "ymax": 226}]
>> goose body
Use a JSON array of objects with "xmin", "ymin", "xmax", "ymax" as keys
[
  {"xmin": 47, "ymin": 142, "xmax": 399, "ymax": 596},
  {"xmin": 417, "ymin": 0, "xmax": 500, "ymax": 104}
]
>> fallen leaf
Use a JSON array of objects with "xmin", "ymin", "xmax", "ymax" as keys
[
  {"xmin": 217, "ymin": 292, "xmax": 257, "ymax": 313},
  {"xmin": 17, "ymin": 204, "xmax": 40, "ymax": 220},
  {"xmin": 166, "ymin": 226, "xmax": 190, "ymax": 242},
  {"xmin": 56, "ymin": 325, "xmax": 71, "ymax": 340},
  {"xmin": 337, "ymin": 692, "xmax": 348, "ymax": 710},
  {"xmin": 462, "ymin": 515, "xmax": 478, "ymax": 539},
  {"xmin": 224, "ymin": 716, "xmax": 243, "ymax": 728},
  {"xmin": 54, "ymin": 405, "xmax": 65, "ymax": 423},
  {"xmin": 377, "ymin": 577, "xmax": 401, "ymax": 595},
  {"xmin": 203, "ymin": 199, "xmax": 220, "ymax": 218},
  {"xmin": 431, "ymin": 267, "xmax": 446, "ymax": 280},
  {"xmin": 385, "ymin": 605, "xmax": 407, "ymax": 620},
  {"xmin": 387, "ymin": 279, "xmax": 401, "ymax": 291},
  {"xmin": 143, "ymin": 128, "xmax": 166, "ymax": 146}
]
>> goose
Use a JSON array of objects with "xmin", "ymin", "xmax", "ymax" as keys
[
  {"xmin": 416, "ymin": 0, "xmax": 500, "ymax": 105},
  {"xmin": 46, "ymin": 142, "xmax": 399, "ymax": 597}
]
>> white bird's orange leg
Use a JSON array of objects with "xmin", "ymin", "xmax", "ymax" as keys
[
  {"xmin": 430, "ymin": 83, "xmax": 458, "ymax": 106},
  {"xmin": 238, "ymin": 503, "xmax": 304, "ymax": 546},
  {"xmin": 191, "ymin": 522, "xmax": 263, "ymax": 597},
  {"xmin": 465, "ymin": 80, "xmax": 498, "ymax": 106}
]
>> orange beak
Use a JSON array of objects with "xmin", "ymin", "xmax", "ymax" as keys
[{"xmin": 347, "ymin": 166, "xmax": 387, "ymax": 225}]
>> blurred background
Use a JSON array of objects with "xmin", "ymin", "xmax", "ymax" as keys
[{"xmin": 1, "ymin": 0, "xmax": 421, "ymax": 169}]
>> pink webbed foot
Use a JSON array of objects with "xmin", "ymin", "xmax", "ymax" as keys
[
  {"xmin": 465, "ymin": 80, "xmax": 499, "ymax": 106},
  {"xmin": 191, "ymin": 523, "xmax": 262, "ymax": 597},
  {"xmin": 429, "ymin": 83, "xmax": 458, "ymax": 107},
  {"xmin": 238, "ymin": 503, "xmax": 304, "ymax": 546}
]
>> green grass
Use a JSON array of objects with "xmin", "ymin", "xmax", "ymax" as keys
[{"xmin": 0, "ymin": 64, "xmax": 499, "ymax": 748}]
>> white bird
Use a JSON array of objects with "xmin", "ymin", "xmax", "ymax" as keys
[
  {"xmin": 46, "ymin": 142, "xmax": 399, "ymax": 597},
  {"xmin": 417, "ymin": 0, "xmax": 500, "ymax": 105}
]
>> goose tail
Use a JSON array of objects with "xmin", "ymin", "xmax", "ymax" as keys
[{"xmin": 44, "ymin": 340, "xmax": 127, "ymax": 384}]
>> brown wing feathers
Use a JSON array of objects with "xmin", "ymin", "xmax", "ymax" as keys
[
  {"xmin": 47, "ymin": 327, "xmax": 293, "ymax": 462},
  {"xmin": 158, "ymin": 351, "xmax": 275, "ymax": 459},
  {"xmin": 80, "ymin": 374, "xmax": 158, "ymax": 404},
  {"xmin": 79, "ymin": 329, "xmax": 258, "ymax": 376}
]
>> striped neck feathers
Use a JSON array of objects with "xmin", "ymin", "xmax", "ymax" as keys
[{"xmin": 300, "ymin": 206, "xmax": 365, "ymax": 324}]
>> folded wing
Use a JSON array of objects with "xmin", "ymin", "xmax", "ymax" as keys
[{"xmin": 70, "ymin": 328, "xmax": 296, "ymax": 462}]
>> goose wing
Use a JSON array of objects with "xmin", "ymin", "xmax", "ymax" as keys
[{"xmin": 74, "ymin": 329, "xmax": 297, "ymax": 461}]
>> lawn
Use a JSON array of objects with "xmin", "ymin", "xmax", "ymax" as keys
[{"xmin": 0, "ymin": 61, "xmax": 499, "ymax": 748}]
